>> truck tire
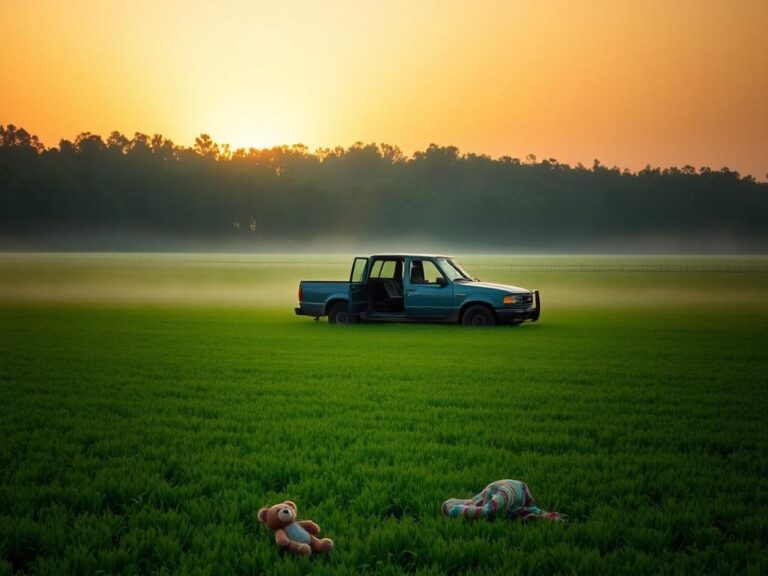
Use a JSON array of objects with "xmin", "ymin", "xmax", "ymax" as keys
[
  {"xmin": 461, "ymin": 305, "xmax": 496, "ymax": 327},
  {"xmin": 328, "ymin": 302, "xmax": 352, "ymax": 324}
]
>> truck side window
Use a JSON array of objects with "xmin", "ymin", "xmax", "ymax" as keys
[
  {"xmin": 379, "ymin": 260, "xmax": 395, "ymax": 279},
  {"xmin": 370, "ymin": 260, "xmax": 384, "ymax": 278},
  {"xmin": 410, "ymin": 260, "xmax": 444, "ymax": 284},
  {"xmin": 370, "ymin": 259, "xmax": 398, "ymax": 279},
  {"xmin": 351, "ymin": 258, "xmax": 367, "ymax": 282}
]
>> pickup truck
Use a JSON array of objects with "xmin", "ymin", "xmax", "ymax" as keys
[{"xmin": 295, "ymin": 254, "xmax": 540, "ymax": 326}]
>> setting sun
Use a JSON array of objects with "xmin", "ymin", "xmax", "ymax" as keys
[{"xmin": 199, "ymin": 110, "xmax": 304, "ymax": 152}]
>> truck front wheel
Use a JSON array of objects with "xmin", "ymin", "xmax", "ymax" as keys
[
  {"xmin": 328, "ymin": 302, "xmax": 353, "ymax": 324},
  {"xmin": 461, "ymin": 305, "xmax": 496, "ymax": 327}
]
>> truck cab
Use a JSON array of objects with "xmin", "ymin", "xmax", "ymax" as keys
[{"xmin": 350, "ymin": 255, "xmax": 457, "ymax": 320}]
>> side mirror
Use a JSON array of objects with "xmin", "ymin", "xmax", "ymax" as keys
[{"xmin": 436, "ymin": 277, "xmax": 448, "ymax": 287}]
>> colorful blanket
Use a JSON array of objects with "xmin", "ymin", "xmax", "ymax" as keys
[{"xmin": 442, "ymin": 479, "xmax": 563, "ymax": 521}]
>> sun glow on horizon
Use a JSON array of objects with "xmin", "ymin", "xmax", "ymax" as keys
[{"xmin": 199, "ymin": 114, "xmax": 304, "ymax": 152}]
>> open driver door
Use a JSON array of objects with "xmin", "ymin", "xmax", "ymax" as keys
[{"xmin": 349, "ymin": 257, "xmax": 369, "ymax": 315}]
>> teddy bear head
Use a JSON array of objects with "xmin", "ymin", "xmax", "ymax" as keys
[{"xmin": 258, "ymin": 500, "xmax": 298, "ymax": 530}]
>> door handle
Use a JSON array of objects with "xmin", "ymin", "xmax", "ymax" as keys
[{"xmin": 405, "ymin": 289, "xmax": 415, "ymax": 294}]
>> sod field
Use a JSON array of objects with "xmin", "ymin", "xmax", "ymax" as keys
[{"xmin": 1, "ymin": 254, "xmax": 767, "ymax": 575}]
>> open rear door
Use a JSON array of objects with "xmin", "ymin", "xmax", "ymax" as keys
[{"xmin": 349, "ymin": 257, "xmax": 369, "ymax": 314}]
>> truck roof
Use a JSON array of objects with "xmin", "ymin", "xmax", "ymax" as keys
[{"xmin": 366, "ymin": 253, "xmax": 453, "ymax": 259}]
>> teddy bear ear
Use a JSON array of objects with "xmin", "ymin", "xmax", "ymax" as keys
[
  {"xmin": 284, "ymin": 500, "xmax": 297, "ymax": 510},
  {"xmin": 257, "ymin": 508, "xmax": 269, "ymax": 523}
]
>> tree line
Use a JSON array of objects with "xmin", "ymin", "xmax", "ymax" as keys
[{"xmin": 1, "ymin": 124, "xmax": 766, "ymax": 250}]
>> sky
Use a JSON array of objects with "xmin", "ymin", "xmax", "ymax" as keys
[{"xmin": 1, "ymin": 0, "xmax": 766, "ymax": 178}]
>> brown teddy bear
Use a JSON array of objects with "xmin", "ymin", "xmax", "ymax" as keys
[{"xmin": 257, "ymin": 500, "xmax": 334, "ymax": 556}]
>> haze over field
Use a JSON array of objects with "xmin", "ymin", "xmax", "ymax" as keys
[{"xmin": 2, "ymin": 253, "xmax": 767, "ymax": 309}]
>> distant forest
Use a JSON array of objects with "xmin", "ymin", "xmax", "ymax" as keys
[{"xmin": 1, "ymin": 124, "xmax": 766, "ymax": 251}]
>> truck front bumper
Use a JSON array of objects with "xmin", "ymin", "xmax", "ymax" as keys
[{"xmin": 494, "ymin": 290, "xmax": 540, "ymax": 324}]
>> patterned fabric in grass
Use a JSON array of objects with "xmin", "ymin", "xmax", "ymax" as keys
[{"xmin": 442, "ymin": 479, "xmax": 563, "ymax": 521}]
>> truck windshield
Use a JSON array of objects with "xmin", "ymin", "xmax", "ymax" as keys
[{"xmin": 437, "ymin": 258, "xmax": 475, "ymax": 282}]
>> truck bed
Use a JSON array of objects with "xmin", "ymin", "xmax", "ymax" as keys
[{"xmin": 296, "ymin": 280, "xmax": 349, "ymax": 317}]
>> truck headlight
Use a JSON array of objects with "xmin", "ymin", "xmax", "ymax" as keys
[{"xmin": 503, "ymin": 294, "xmax": 518, "ymax": 305}]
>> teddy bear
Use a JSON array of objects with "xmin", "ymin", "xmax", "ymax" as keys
[{"xmin": 257, "ymin": 500, "xmax": 334, "ymax": 556}]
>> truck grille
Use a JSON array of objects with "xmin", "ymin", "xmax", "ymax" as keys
[{"xmin": 510, "ymin": 293, "xmax": 534, "ymax": 309}]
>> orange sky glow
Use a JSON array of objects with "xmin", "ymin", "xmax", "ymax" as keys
[{"xmin": 1, "ymin": 0, "xmax": 766, "ymax": 177}]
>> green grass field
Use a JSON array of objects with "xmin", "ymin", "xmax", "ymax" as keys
[{"xmin": 1, "ymin": 254, "xmax": 767, "ymax": 575}]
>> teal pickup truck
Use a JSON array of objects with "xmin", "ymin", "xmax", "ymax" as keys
[{"xmin": 295, "ymin": 254, "xmax": 540, "ymax": 326}]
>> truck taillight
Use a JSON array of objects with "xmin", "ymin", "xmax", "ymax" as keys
[{"xmin": 298, "ymin": 286, "xmax": 303, "ymax": 302}]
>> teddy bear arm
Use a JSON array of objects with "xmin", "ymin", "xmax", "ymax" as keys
[
  {"xmin": 297, "ymin": 520, "xmax": 320, "ymax": 534},
  {"xmin": 275, "ymin": 529, "xmax": 290, "ymax": 547}
]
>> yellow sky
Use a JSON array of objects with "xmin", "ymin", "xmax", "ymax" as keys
[{"xmin": 1, "ymin": 0, "xmax": 766, "ymax": 177}]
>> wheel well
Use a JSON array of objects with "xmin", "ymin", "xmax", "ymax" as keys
[
  {"xmin": 324, "ymin": 299, "xmax": 348, "ymax": 316},
  {"xmin": 458, "ymin": 301, "xmax": 496, "ymax": 323}
]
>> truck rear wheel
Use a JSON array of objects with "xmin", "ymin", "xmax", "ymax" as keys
[
  {"xmin": 461, "ymin": 305, "xmax": 496, "ymax": 327},
  {"xmin": 328, "ymin": 302, "xmax": 352, "ymax": 324}
]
